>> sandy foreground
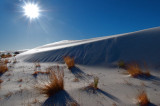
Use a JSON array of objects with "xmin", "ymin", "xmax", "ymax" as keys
[{"xmin": 0, "ymin": 59, "xmax": 160, "ymax": 106}]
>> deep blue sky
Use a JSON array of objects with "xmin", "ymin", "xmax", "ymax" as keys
[{"xmin": 0, "ymin": 0, "xmax": 160, "ymax": 50}]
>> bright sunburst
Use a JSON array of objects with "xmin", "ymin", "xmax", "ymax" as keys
[{"xmin": 23, "ymin": 3, "xmax": 40, "ymax": 20}]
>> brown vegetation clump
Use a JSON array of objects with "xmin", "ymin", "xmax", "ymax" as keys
[
  {"xmin": 32, "ymin": 99, "xmax": 39, "ymax": 104},
  {"xmin": 36, "ymin": 68, "xmax": 64, "ymax": 97},
  {"xmin": 73, "ymin": 78, "xmax": 79, "ymax": 82},
  {"xmin": 0, "ymin": 63, "xmax": 8, "ymax": 74},
  {"xmin": 118, "ymin": 60, "xmax": 126, "ymax": 69},
  {"xmin": 64, "ymin": 56, "xmax": 75, "ymax": 69},
  {"xmin": 126, "ymin": 63, "xmax": 142, "ymax": 77},
  {"xmin": 18, "ymin": 79, "xmax": 23, "ymax": 82},
  {"xmin": 35, "ymin": 62, "xmax": 41, "ymax": 68},
  {"xmin": 4, "ymin": 59, "xmax": 9, "ymax": 64},
  {"xmin": 0, "ymin": 79, "xmax": 3, "ymax": 84},
  {"xmin": 5, "ymin": 92, "xmax": 13, "ymax": 98},
  {"xmin": 32, "ymin": 68, "xmax": 50, "ymax": 76},
  {"xmin": 126, "ymin": 63, "xmax": 151, "ymax": 78},
  {"xmin": 137, "ymin": 91, "xmax": 150, "ymax": 106},
  {"xmin": 1, "ymin": 53, "xmax": 12, "ymax": 58}
]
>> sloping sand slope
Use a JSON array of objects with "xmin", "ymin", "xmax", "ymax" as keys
[{"xmin": 17, "ymin": 27, "xmax": 160, "ymax": 67}]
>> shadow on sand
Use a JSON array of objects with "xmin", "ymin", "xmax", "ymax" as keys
[
  {"xmin": 70, "ymin": 66, "xmax": 92, "ymax": 80},
  {"xmin": 82, "ymin": 87, "xmax": 120, "ymax": 103},
  {"xmin": 42, "ymin": 90, "xmax": 79, "ymax": 106},
  {"xmin": 147, "ymin": 103, "xmax": 157, "ymax": 106},
  {"xmin": 137, "ymin": 74, "xmax": 160, "ymax": 83}
]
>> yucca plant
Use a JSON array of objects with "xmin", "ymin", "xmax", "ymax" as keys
[{"xmin": 94, "ymin": 76, "xmax": 99, "ymax": 89}]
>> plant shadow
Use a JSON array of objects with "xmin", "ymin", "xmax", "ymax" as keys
[
  {"xmin": 148, "ymin": 103, "xmax": 157, "ymax": 106},
  {"xmin": 137, "ymin": 74, "xmax": 160, "ymax": 82},
  {"xmin": 70, "ymin": 66, "xmax": 92, "ymax": 80},
  {"xmin": 42, "ymin": 90, "xmax": 79, "ymax": 106},
  {"xmin": 82, "ymin": 86, "xmax": 120, "ymax": 103}
]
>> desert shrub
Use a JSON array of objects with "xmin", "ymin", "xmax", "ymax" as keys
[
  {"xmin": 118, "ymin": 60, "xmax": 126, "ymax": 69},
  {"xmin": 137, "ymin": 90, "xmax": 150, "ymax": 106},
  {"xmin": 5, "ymin": 92, "xmax": 13, "ymax": 98},
  {"xmin": 1, "ymin": 53, "xmax": 12, "ymax": 58},
  {"xmin": 64, "ymin": 56, "xmax": 75, "ymax": 69},
  {"xmin": 73, "ymin": 78, "xmax": 79, "ymax": 82},
  {"xmin": 34, "ymin": 62, "xmax": 41, "ymax": 71},
  {"xmin": 1, "ymin": 54, "xmax": 5, "ymax": 58},
  {"xmin": 126, "ymin": 63, "xmax": 151, "ymax": 78},
  {"xmin": 126, "ymin": 63, "xmax": 142, "ymax": 77},
  {"xmin": 17, "ymin": 79, "xmax": 23, "ymax": 82},
  {"xmin": 35, "ymin": 62, "xmax": 41, "ymax": 68},
  {"xmin": 36, "ymin": 68, "xmax": 64, "ymax": 97},
  {"xmin": 4, "ymin": 59, "xmax": 9, "ymax": 64},
  {"xmin": 0, "ymin": 79, "xmax": 3, "ymax": 83},
  {"xmin": 0, "ymin": 63, "xmax": 8, "ymax": 74},
  {"xmin": 32, "ymin": 66, "xmax": 52, "ymax": 76}
]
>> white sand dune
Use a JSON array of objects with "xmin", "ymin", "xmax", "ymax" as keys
[{"xmin": 17, "ymin": 27, "xmax": 160, "ymax": 68}]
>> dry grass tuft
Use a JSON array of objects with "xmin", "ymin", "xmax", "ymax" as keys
[
  {"xmin": 126, "ymin": 63, "xmax": 151, "ymax": 78},
  {"xmin": 64, "ymin": 56, "xmax": 75, "ymax": 69},
  {"xmin": 112, "ymin": 102, "xmax": 117, "ymax": 106},
  {"xmin": 32, "ymin": 99, "xmax": 39, "ymax": 104},
  {"xmin": 36, "ymin": 68, "xmax": 64, "ymax": 97},
  {"xmin": 32, "ymin": 70, "xmax": 50, "ymax": 76},
  {"xmin": 34, "ymin": 62, "xmax": 41, "ymax": 71},
  {"xmin": 17, "ymin": 79, "xmax": 23, "ymax": 82},
  {"xmin": 35, "ymin": 62, "xmax": 41, "ymax": 68},
  {"xmin": 126, "ymin": 63, "xmax": 142, "ymax": 77},
  {"xmin": 19, "ymin": 84, "xmax": 21, "ymax": 87},
  {"xmin": 118, "ymin": 60, "xmax": 126, "ymax": 69},
  {"xmin": 5, "ymin": 92, "xmax": 13, "ymax": 98},
  {"xmin": 6, "ymin": 73, "xmax": 11, "ymax": 77},
  {"xmin": 1, "ymin": 53, "xmax": 12, "ymax": 58},
  {"xmin": 0, "ymin": 63, "xmax": 8, "ymax": 74},
  {"xmin": 137, "ymin": 90, "xmax": 150, "ymax": 106},
  {"xmin": 4, "ymin": 59, "xmax": 9, "ymax": 64},
  {"xmin": 73, "ymin": 78, "xmax": 79, "ymax": 82},
  {"xmin": 0, "ymin": 79, "xmax": 3, "ymax": 83}
]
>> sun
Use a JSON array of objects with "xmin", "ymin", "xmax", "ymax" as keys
[{"xmin": 23, "ymin": 3, "xmax": 40, "ymax": 20}]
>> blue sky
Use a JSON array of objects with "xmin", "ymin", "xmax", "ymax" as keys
[{"xmin": 0, "ymin": 0, "xmax": 160, "ymax": 50}]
